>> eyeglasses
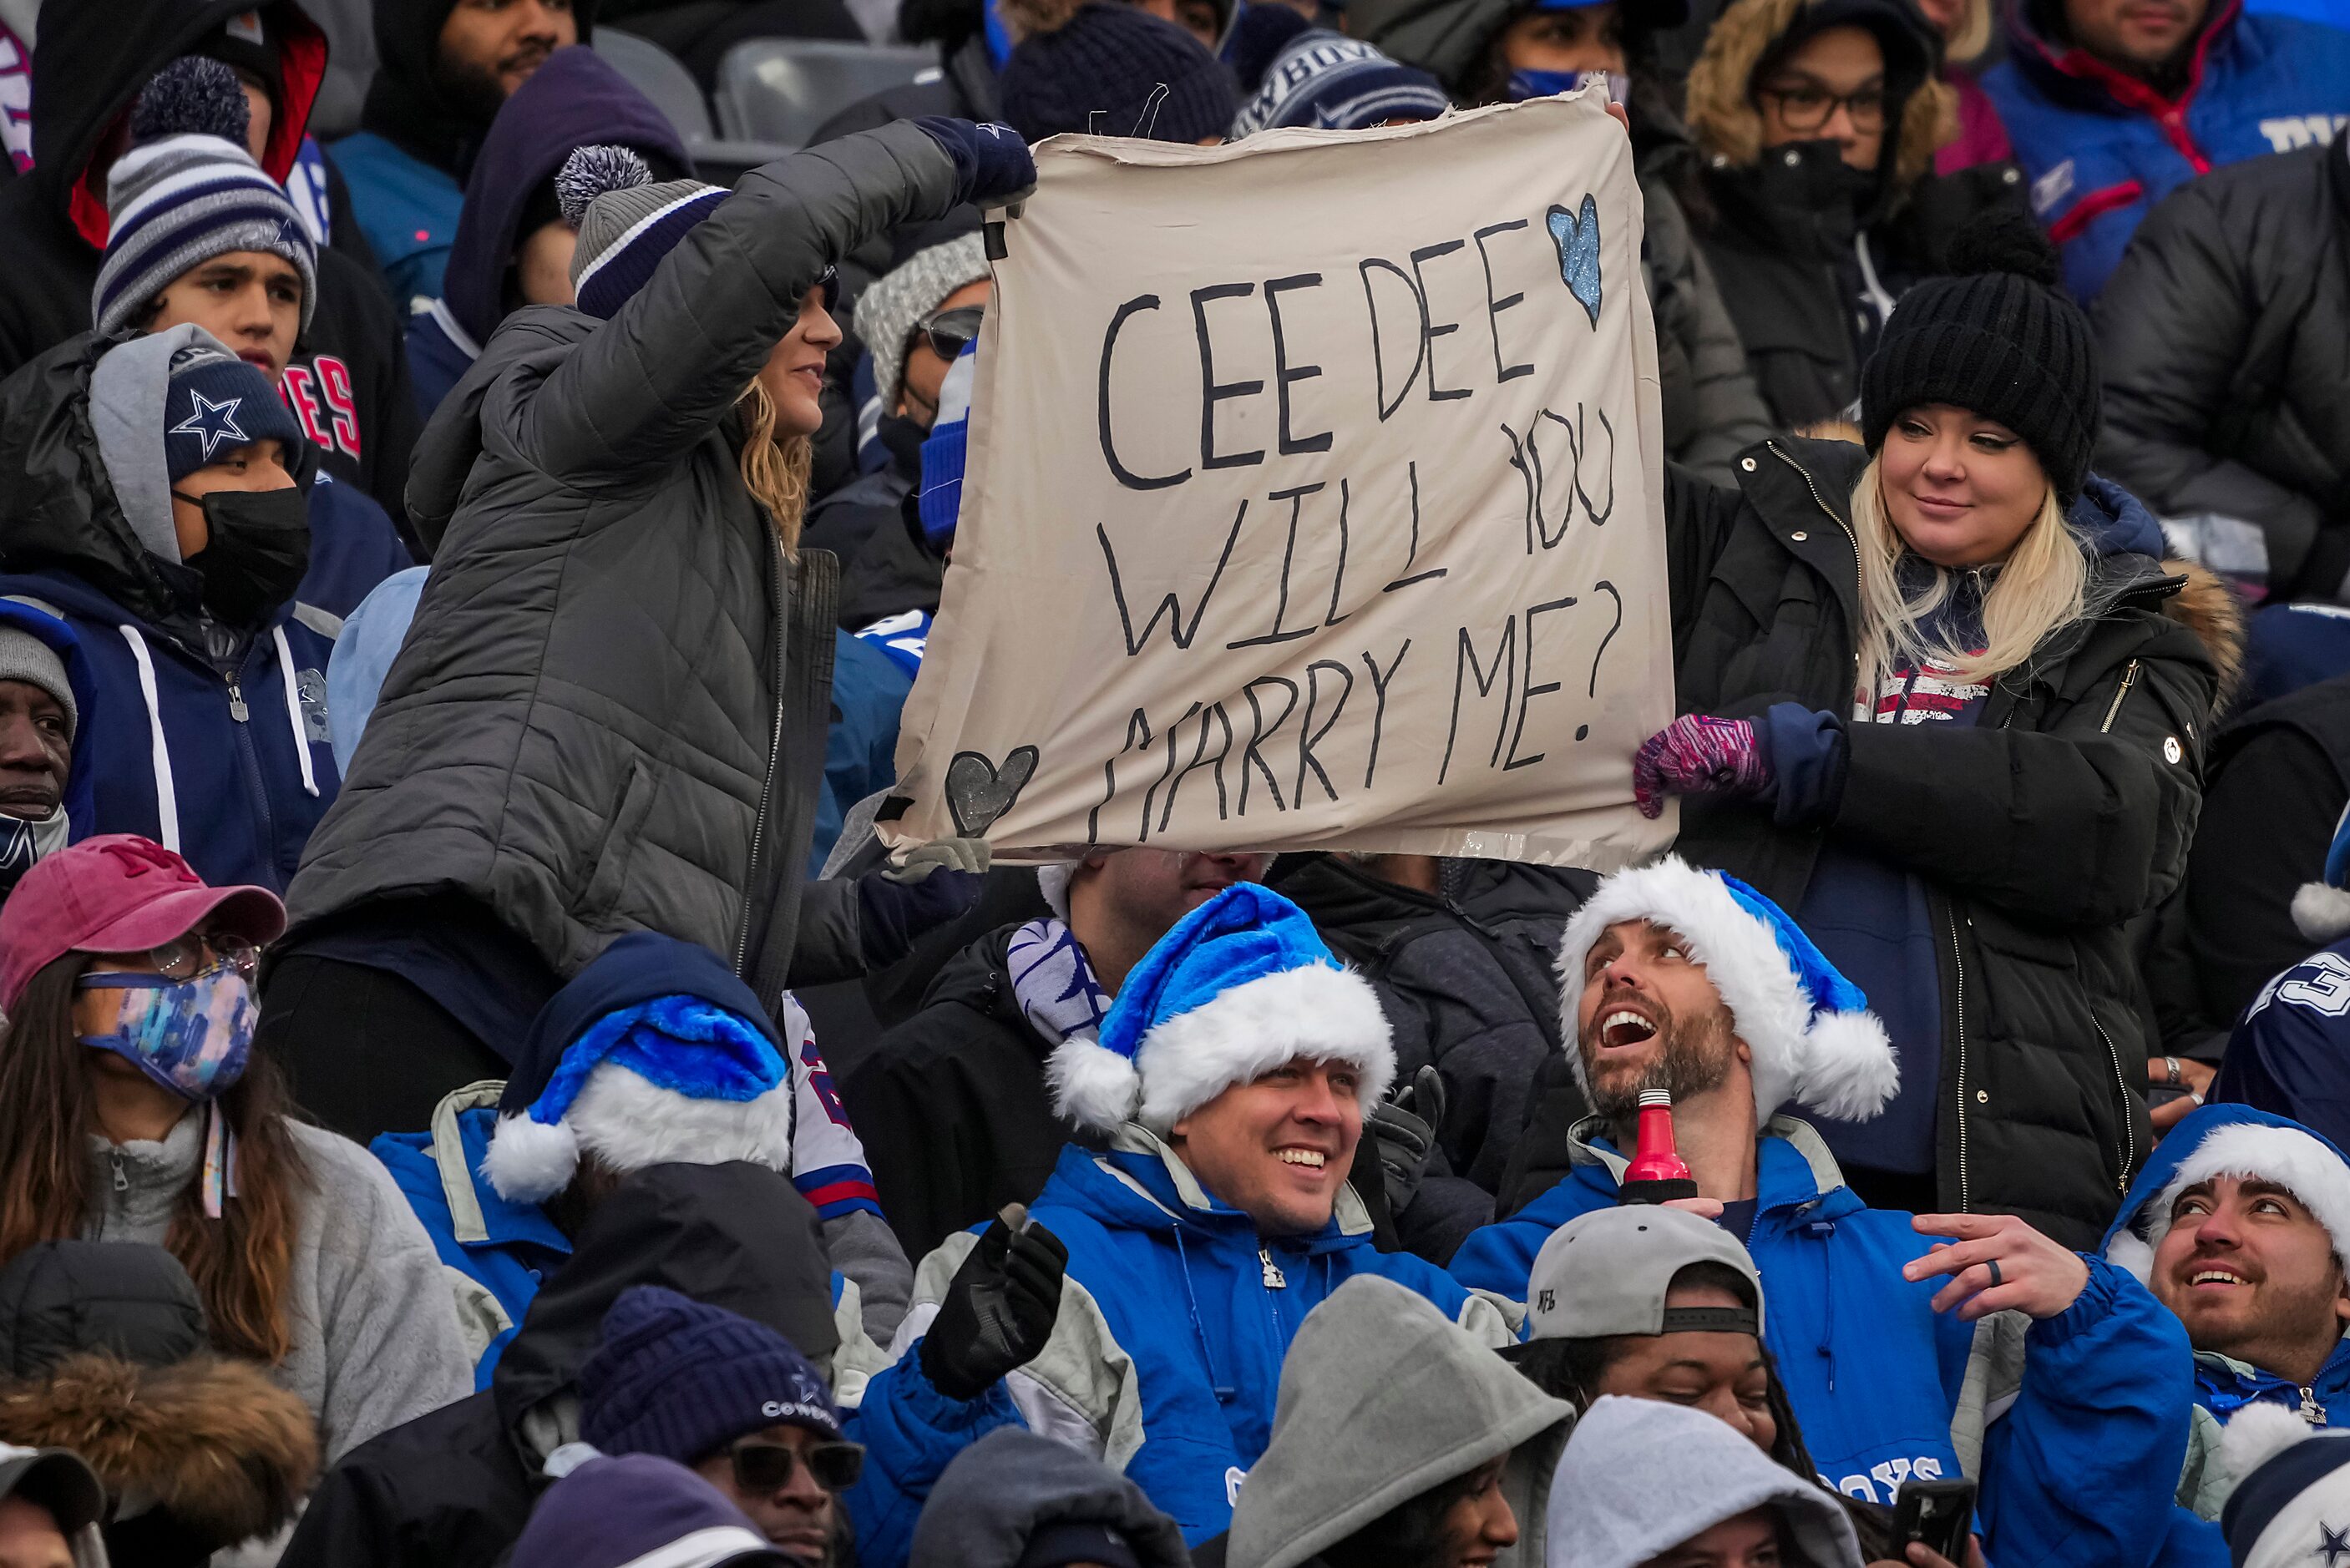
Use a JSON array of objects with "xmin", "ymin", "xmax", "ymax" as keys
[
  {"xmin": 139, "ymin": 933, "xmax": 260, "ymax": 983},
  {"xmin": 725, "ymin": 1438, "xmax": 865, "ymax": 1495},
  {"xmin": 1756, "ymin": 82, "xmax": 1892, "ymax": 134},
  {"xmin": 915, "ymin": 305, "xmax": 985, "ymax": 362}
]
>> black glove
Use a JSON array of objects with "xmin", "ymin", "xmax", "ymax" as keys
[
  {"xmin": 853, "ymin": 841, "xmax": 987, "ymax": 969},
  {"xmin": 1365, "ymin": 1065, "xmax": 1446, "ymax": 1218},
  {"xmin": 911, "ymin": 117, "xmax": 1037, "ymax": 209},
  {"xmin": 919, "ymin": 1205, "xmax": 1067, "ymax": 1401}
]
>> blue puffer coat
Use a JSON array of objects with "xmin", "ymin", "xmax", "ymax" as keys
[
  {"xmin": 1983, "ymin": 0, "xmax": 2350, "ymax": 302},
  {"xmin": 1454, "ymin": 1117, "xmax": 2195, "ymax": 1568}
]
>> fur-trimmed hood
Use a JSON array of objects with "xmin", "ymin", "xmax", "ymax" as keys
[
  {"xmin": 0, "ymin": 1353, "xmax": 317, "ymax": 1549},
  {"xmin": 1684, "ymin": 0, "xmax": 1953, "ymax": 197},
  {"xmin": 2160, "ymin": 558, "xmax": 2246, "ymax": 716}
]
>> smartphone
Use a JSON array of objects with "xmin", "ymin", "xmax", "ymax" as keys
[{"xmin": 1891, "ymin": 1478, "xmax": 1976, "ymax": 1564}]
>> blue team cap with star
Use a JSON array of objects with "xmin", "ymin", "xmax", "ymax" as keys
[{"xmin": 163, "ymin": 341, "xmax": 303, "ymax": 484}]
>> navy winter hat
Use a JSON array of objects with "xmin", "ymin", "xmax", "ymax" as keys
[
  {"xmin": 1228, "ymin": 8, "xmax": 1449, "ymax": 135},
  {"xmin": 164, "ymin": 341, "xmax": 302, "ymax": 484},
  {"xmin": 559, "ymin": 144, "xmax": 730, "ymax": 321},
  {"xmin": 580, "ymin": 1286, "xmax": 842, "ymax": 1467},
  {"xmin": 509, "ymin": 1454, "xmax": 783, "ymax": 1568},
  {"xmin": 999, "ymin": 0, "xmax": 1240, "ymax": 144}
]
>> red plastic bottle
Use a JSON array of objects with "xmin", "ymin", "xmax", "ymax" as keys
[{"xmin": 1619, "ymin": 1088, "xmax": 1699, "ymax": 1204}]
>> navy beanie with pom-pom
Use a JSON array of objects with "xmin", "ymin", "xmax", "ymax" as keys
[
  {"xmin": 560, "ymin": 144, "xmax": 731, "ymax": 321},
  {"xmin": 998, "ymin": 0, "xmax": 1239, "ymax": 144},
  {"xmin": 94, "ymin": 57, "xmax": 316, "ymax": 339},
  {"xmin": 1859, "ymin": 206, "xmax": 2099, "ymax": 504}
]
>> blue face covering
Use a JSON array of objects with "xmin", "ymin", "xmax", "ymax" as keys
[
  {"xmin": 1507, "ymin": 67, "xmax": 1623, "ymax": 102},
  {"xmin": 76, "ymin": 968, "xmax": 257, "ymax": 1101}
]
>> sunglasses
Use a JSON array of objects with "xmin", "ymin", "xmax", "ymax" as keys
[
  {"xmin": 915, "ymin": 305, "xmax": 985, "ymax": 362},
  {"xmin": 726, "ymin": 1438, "xmax": 865, "ymax": 1495}
]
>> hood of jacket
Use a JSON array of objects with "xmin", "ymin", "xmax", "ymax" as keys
[
  {"xmin": 362, "ymin": 0, "xmax": 600, "ymax": 175},
  {"xmin": 30, "ymin": 0, "xmax": 325, "ymax": 248},
  {"xmin": 0, "ymin": 1352, "xmax": 317, "ymax": 1550},
  {"xmin": 2004, "ymin": 0, "xmax": 2242, "ymax": 110},
  {"xmin": 1227, "ymin": 1275, "xmax": 1572, "ymax": 1568},
  {"xmin": 441, "ymin": 45, "xmax": 685, "ymax": 348},
  {"xmin": 2099, "ymin": 1104, "xmax": 2350, "ymax": 1282},
  {"xmin": 0, "ymin": 329, "xmax": 319, "ymax": 631},
  {"xmin": 1684, "ymin": 0, "xmax": 1952, "ymax": 205},
  {"xmin": 909, "ymin": 1427, "xmax": 1191, "ymax": 1568},
  {"xmin": 489, "ymin": 1161, "xmax": 838, "ymax": 1432}
]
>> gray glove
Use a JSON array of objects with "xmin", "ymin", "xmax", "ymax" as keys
[
  {"xmin": 883, "ymin": 836, "xmax": 993, "ymax": 883},
  {"xmin": 1365, "ymin": 1065, "xmax": 1446, "ymax": 1218}
]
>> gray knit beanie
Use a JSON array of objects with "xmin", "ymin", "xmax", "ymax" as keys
[
  {"xmin": 853, "ymin": 232, "xmax": 990, "ymax": 410},
  {"xmin": 560, "ymin": 145, "xmax": 730, "ymax": 321},
  {"xmin": 94, "ymin": 58, "xmax": 317, "ymax": 340},
  {"xmin": 0, "ymin": 628, "xmax": 77, "ymax": 744}
]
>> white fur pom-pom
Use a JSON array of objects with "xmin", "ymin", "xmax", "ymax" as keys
[{"xmin": 481, "ymin": 1113, "xmax": 582, "ymax": 1203}]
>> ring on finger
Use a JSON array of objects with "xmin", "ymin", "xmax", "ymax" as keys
[
  {"xmin": 2165, "ymin": 1056, "xmax": 2183, "ymax": 1088},
  {"xmin": 1985, "ymin": 1259, "xmax": 2003, "ymax": 1290}
]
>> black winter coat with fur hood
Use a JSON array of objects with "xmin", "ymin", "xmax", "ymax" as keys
[{"xmin": 1662, "ymin": 438, "xmax": 2239, "ymax": 1246}]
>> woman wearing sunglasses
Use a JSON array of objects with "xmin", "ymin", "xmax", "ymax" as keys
[
  {"xmin": 1679, "ymin": 0, "xmax": 2030, "ymax": 432},
  {"xmin": 0, "ymin": 835, "xmax": 473, "ymax": 1466},
  {"xmin": 580, "ymin": 1285, "xmax": 867, "ymax": 1567}
]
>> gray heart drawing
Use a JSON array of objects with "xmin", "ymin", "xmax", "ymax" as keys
[{"xmin": 945, "ymin": 746, "xmax": 1040, "ymax": 837}]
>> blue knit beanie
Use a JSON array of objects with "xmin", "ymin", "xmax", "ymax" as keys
[
  {"xmin": 999, "ymin": 0, "xmax": 1240, "ymax": 143},
  {"xmin": 164, "ymin": 342, "xmax": 303, "ymax": 483},
  {"xmin": 580, "ymin": 1286, "xmax": 842, "ymax": 1466},
  {"xmin": 1228, "ymin": 10, "xmax": 1449, "ymax": 136}
]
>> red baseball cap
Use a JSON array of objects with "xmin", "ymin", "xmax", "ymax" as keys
[{"xmin": 0, "ymin": 835, "xmax": 285, "ymax": 1014}]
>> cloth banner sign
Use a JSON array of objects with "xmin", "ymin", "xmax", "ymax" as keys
[{"xmin": 882, "ymin": 95, "xmax": 1678, "ymax": 867}]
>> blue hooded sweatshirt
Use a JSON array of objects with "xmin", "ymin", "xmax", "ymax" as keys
[
  {"xmin": 1983, "ymin": 0, "xmax": 2350, "ymax": 302},
  {"xmin": 1452, "ymin": 1115, "xmax": 2194, "ymax": 1568},
  {"xmin": 373, "ymin": 931, "xmax": 889, "ymax": 1383}
]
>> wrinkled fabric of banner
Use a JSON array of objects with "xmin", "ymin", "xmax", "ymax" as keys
[{"xmin": 882, "ymin": 93, "xmax": 1677, "ymax": 868}]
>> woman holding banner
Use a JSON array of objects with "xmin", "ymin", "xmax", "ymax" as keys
[
  {"xmin": 1630, "ymin": 210, "xmax": 2241, "ymax": 1247},
  {"xmin": 257, "ymin": 122, "xmax": 1034, "ymax": 1144}
]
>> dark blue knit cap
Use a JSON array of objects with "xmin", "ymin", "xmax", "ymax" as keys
[
  {"xmin": 164, "ymin": 345, "xmax": 304, "ymax": 485},
  {"xmin": 501, "ymin": 931, "xmax": 777, "ymax": 1110},
  {"xmin": 509, "ymin": 1454, "xmax": 781, "ymax": 1568},
  {"xmin": 999, "ymin": 1, "xmax": 1240, "ymax": 143},
  {"xmin": 580, "ymin": 1285, "xmax": 843, "ymax": 1466}
]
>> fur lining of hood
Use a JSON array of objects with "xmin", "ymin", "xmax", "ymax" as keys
[
  {"xmin": 0, "ymin": 1353, "xmax": 318, "ymax": 1547},
  {"xmin": 2159, "ymin": 559, "xmax": 2246, "ymax": 714},
  {"xmin": 1684, "ymin": 0, "xmax": 1953, "ymax": 194}
]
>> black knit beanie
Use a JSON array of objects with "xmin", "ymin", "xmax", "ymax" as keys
[
  {"xmin": 1859, "ymin": 207, "xmax": 2100, "ymax": 504},
  {"xmin": 999, "ymin": 1, "xmax": 1240, "ymax": 143}
]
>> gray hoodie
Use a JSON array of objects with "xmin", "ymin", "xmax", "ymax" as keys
[
  {"xmin": 1543, "ymin": 1397, "xmax": 1862, "ymax": 1568},
  {"xmin": 908, "ymin": 1427, "xmax": 1190, "ymax": 1568},
  {"xmin": 1227, "ymin": 1275, "xmax": 1573, "ymax": 1568}
]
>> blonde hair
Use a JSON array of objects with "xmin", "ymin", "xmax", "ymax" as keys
[
  {"xmin": 1851, "ymin": 454, "xmax": 2088, "ymax": 690},
  {"xmin": 1944, "ymin": 0, "xmax": 1994, "ymax": 68},
  {"xmin": 737, "ymin": 378, "xmax": 814, "ymax": 554}
]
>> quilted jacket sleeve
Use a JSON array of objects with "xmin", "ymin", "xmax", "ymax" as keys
[{"xmin": 522, "ymin": 124, "xmax": 961, "ymax": 485}]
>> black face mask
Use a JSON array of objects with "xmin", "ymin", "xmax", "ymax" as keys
[{"xmin": 169, "ymin": 486, "xmax": 311, "ymax": 629}]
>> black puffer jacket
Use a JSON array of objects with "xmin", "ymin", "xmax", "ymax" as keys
[
  {"xmin": 2095, "ymin": 140, "xmax": 2350, "ymax": 602},
  {"xmin": 284, "ymin": 125, "xmax": 963, "ymax": 1010},
  {"xmin": 1667, "ymin": 438, "xmax": 2223, "ymax": 1245},
  {"xmin": 281, "ymin": 1163, "xmax": 839, "ymax": 1568}
]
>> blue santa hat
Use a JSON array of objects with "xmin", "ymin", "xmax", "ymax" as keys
[
  {"xmin": 2099, "ymin": 1104, "xmax": 2350, "ymax": 1286},
  {"xmin": 1049, "ymin": 882, "xmax": 1395, "ymax": 1134},
  {"xmin": 2292, "ymin": 801, "xmax": 2350, "ymax": 946},
  {"xmin": 483, "ymin": 932, "xmax": 798, "ymax": 1203},
  {"xmin": 1556, "ymin": 857, "xmax": 1898, "ymax": 1123}
]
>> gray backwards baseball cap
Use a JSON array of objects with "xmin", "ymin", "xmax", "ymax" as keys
[
  {"xmin": 0, "ymin": 1443, "xmax": 105, "ymax": 1535},
  {"xmin": 1524, "ymin": 1206, "xmax": 1765, "ymax": 1341}
]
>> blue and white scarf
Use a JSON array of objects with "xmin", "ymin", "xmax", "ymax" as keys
[{"xmin": 1005, "ymin": 918, "xmax": 1112, "ymax": 1046}]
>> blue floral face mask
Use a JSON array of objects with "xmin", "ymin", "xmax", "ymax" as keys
[{"xmin": 77, "ymin": 968, "xmax": 257, "ymax": 1101}]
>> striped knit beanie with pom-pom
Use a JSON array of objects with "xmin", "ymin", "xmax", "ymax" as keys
[
  {"xmin": 94, "ymin": 57, "xmax": 317, "ymax": 339},
  {"xmin": 1859, "ymin": 205, "xmax": 2099, "ymax": 504},
  {"xmin": 560, "ymin": 144, "xmax": 729, "ymax": 321}
]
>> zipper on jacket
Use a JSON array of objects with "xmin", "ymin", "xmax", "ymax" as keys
[
  {"xmin": 1765, "ymin": 442, "xmax": 1866, "ymax": 695},
  {"xmin": 2303, "ymin": 1386, "xmax": 2327, "ymax": 1425},
  {"xmin": 1259, "ymin": 1245, "xmax": 1286, "ymax": 1289},
  {"xmin": 2099, "ymin": 659, "xmax": 2141, "ymax": 734},
  {"xmin": 225, "ymin": 661, "xmax": 281, "ymax": 872},
  {"xmin": 2090, "ymin": 1012, "xmax": 2136, "ymax": 1194},
  {"xmin": 1946, "ymin": 907, "xmax": 1971, "ymax": 1213},
  {"xmin": 226, "ymin": 680, "xmax": 250, "ymax": 722},
  {"xmin": 734, "ymin": 539, "xmax": 789, "ymax": 979},
  {"xmin": 110, "ymin": 1151, "xmax": 128, "ymax": 1194}
]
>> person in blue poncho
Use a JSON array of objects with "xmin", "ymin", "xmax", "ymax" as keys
[{"xmin": 1451, "ymin": 856, "xmax": 2196, "ymax": 1568}]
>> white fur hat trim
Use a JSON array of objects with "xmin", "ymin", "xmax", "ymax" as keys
[
  {"xmin": 482, "ymin": 1064, "xmax": 798, "ymax": 1202},
  {"xmin": 2104, "ymin": 1121, "xmax": 2350, "ymax": 1284}
]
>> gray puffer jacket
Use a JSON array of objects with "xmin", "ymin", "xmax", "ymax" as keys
[{"xmin": 285, "ymin": 125, "xmax": 962, "ymax": 1008}]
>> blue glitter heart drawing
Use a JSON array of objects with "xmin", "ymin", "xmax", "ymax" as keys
[{"xmin": 1547, "ymin": 195, "xmax": 1603, "ymax": 326}]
